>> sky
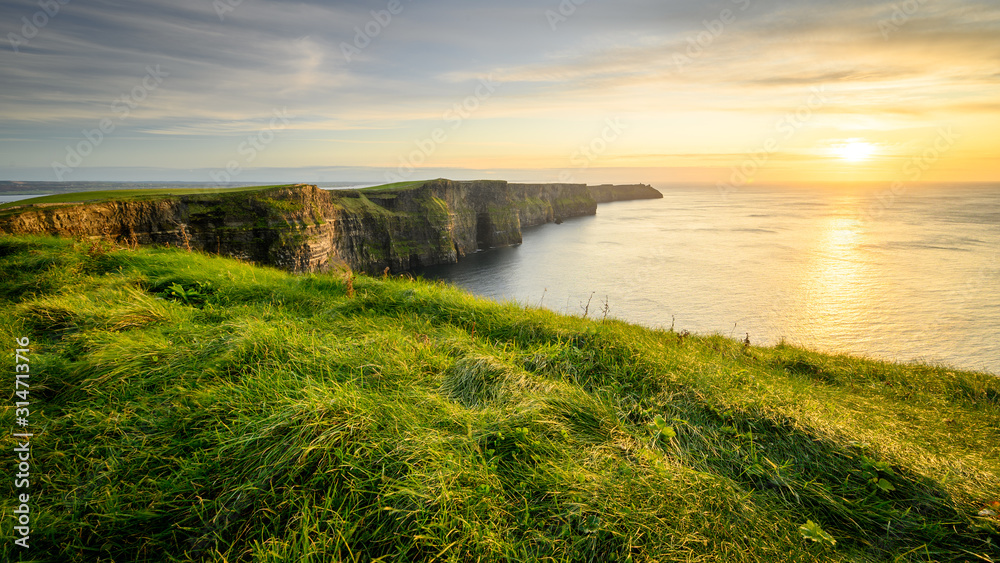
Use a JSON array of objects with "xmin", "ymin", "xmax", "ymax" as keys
[{"xmin": 1, "ymin": 0, "xmax": 998, "ymax": 185}]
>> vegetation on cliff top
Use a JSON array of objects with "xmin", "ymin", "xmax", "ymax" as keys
[
  {"xmin": 0, "ymin": 184, "xmax": 299, "ymax": 213},
  {"xmin": 0, "ymin": 180, "xmax": 439, "ymax": 213},
  {"xmin": 1, "ymin": 235, "xmax": 998, "ymax": 562},
  {"xmin": 359, "ymin": 180, "xmax": 431, "ymax": 194}
]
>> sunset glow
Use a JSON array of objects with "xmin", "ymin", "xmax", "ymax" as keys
[
  {"xmin": 832, "ymin": 141, "xmax": 878, "ymax": 163},
  {"xmin": 0, "ymin": 1, "xmax": 998, "ymax": 184}
]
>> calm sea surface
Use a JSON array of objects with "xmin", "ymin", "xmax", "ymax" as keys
[{"xmin": 420, "ymin": 184, "xmax": 1000, "ymax": 376}]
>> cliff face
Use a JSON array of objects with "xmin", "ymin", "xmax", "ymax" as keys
[
  {"xmin": 0, "ymin": 185, "xmax": 339, "ymax": 272},
  {"xmin": 326, "ymin": 180, "xmax": 597, "ymax": 272},
  {"xmin": 0, "ymin": 180, "xmax": 655, "ymax": 273}
]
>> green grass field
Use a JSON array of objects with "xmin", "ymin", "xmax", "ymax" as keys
[
  {"xmin": 1, "ymin": 235, "xmax": 997, "ymax": 562},
  {"xmin": 359, "ymin": 180, "xmax": 432, "ymax": 194},
  {"xmin": 0, "ymin": 181, "xmax": 435, "ymax": 215},
  {"xmin": 0, "ymin": 184, "xmax": 299, "ymax": 213}
]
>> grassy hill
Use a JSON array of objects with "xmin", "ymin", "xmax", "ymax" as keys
[{"xmin": 1, "ymin": 235, "xmax": 998, "ymax": 562}]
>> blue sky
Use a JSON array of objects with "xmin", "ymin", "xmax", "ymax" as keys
[{"xmin": 2, "ymin": 0, "xmax": 999, "ymax": 184}]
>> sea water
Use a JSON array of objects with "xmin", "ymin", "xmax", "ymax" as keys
[{"xmin": 420, "ymin": 183, "xmax": 1000, "ymax": 376}]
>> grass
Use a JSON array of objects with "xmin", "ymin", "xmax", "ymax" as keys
[
  {"xmin": 1, "ymin": 235, "xmax": 998, "ymax": 562},
  {"xmin": 355, "ymin": 178, "xmax": 504, "ymax": 194},
  {"xmin": 360, "ymin": 180, "xmax": 432, "ymax": 194},
  {"xmin": 0, "ymin": 184, "xmax": 297, "ymax": 212}
]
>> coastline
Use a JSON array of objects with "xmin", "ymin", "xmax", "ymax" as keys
[{"xmin": 0, "ymin": 180, "xmax": 661, "ymax": 274}]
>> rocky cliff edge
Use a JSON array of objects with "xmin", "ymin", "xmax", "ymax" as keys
[{"xmin": 0, "ymin": 179, "xmax": 661, "ymax": 273}]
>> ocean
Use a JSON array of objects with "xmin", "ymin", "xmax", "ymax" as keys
[
  {"xmin": 419, "ymin": 183, "xmax": 1000, "ymax": 376},
  {"xmin": 5, "ymin": 183, "xmax": 997, "ymax": 374}
]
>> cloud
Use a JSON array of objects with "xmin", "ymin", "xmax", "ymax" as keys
[
  {"xmin": 0, "ymin": 0, "xmax": 997, "ymax": 176},
  {"xmin": 446, "ymin": 0, "xmax": 1000, "ymax": 122}
]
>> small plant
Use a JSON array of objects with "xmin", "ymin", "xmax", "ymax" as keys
[
  {"xmin": 648, "ymin": 414, "xmax": 676, "ymax": 447},
  {"xmin": 855, "ymin": 455, "xmax": 896, "ymax": 493},
  {"xmin": 163, "ymin": 282, "xmax": 208, "ymax": 306},
  {"xmin": 87, "ymin": 238, "xmax": 113, "ymax": 257},
  {"xmin": 580, "ymin": 291, "xmax": 595, "ymax": 318},
  {"xmin": 173, "ymin": 222, "xmax": 193, "ymax": 252},
  {"xmin": 122, "ymin": 227, "xmax": 140, "ymax": 251},
  {"xmin": 798, "ymin": 520, "xmax": 836, "ymax": 546},
  {"xmin": 534, "ymin": 287, "xmax": 546, "ymax": 310},
  {"xmin": 345, "ymin": 271, "xmax": 355, "ymax": 298},
  {"xmin": 579, "ymin": 514, "xmax": 602, "ymax": 534}
]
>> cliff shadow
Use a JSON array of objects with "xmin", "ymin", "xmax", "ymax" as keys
[{"xmin": 475, "ymin": 212, "xmax": 493, "ymax": 250}]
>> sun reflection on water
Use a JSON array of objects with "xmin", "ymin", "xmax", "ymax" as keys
[{"xmin": 794, "ymin": 212, "xmax": 877, "ymax": 349}]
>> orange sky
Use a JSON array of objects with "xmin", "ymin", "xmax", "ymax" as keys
[{"xmin": 1, "ymin": 0, "xmax": 997, "ymax": 184}]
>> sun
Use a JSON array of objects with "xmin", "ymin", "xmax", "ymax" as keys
[{"xmin": 832, "ymin": 140, "xmax": 877, "ymax": 163}]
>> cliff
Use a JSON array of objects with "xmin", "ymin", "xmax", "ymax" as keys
[
  {"xmin": 334, "ymin": 179, "xmax": 599, "ymax": 272},
  {"xmin": 587, "ymin": 183, "xmax": 662, "ymax": 203},
  {"xmin": 0, "ymin": 184, "xmax": 337, "ymax": 272},
  {"xmin": 0, "ymin": 180, "xmax": 658, "ymax": 273}
]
